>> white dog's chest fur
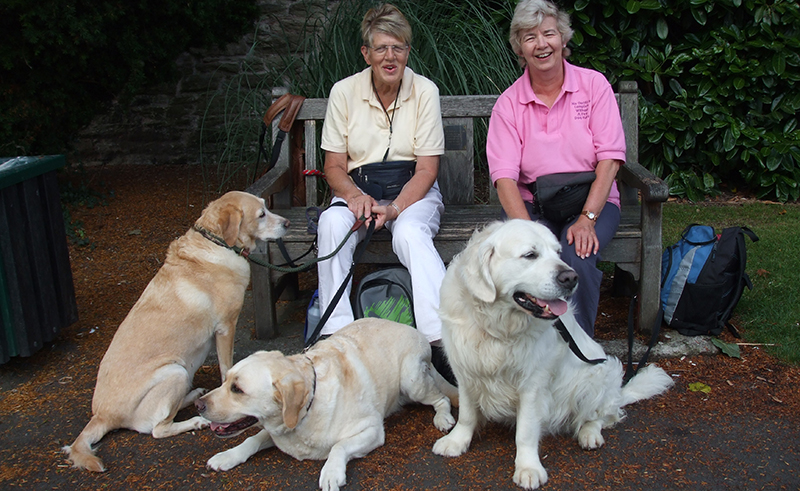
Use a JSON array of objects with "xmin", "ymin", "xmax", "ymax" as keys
[{"xmin": 445, "ymin": 313, "xmax": 564, "ymax": 423}]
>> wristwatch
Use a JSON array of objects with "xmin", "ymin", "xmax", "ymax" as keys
[{"xmin": 582, "ymin": 210, "xmax": 598, "ymax": 221}]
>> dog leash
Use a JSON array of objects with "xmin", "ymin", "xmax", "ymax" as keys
[
  {"xmin": 304, "ymin": 217, "xmax": 377, "ymax": 349},
  {"xmin": 193, "ymin": 209, "xmax": 369, "ymax": 274},
  {"xmin": 622, "ymin": 295, "xmax": 663, "ymax": 385},
  {"xmin": 553, "ymin": 319, "xmax": 606, "ymax": 365}
]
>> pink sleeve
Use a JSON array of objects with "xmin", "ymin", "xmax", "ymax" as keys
[
  {"xmin": 589, "ymin": 79, "xmax": 626, "ymax": 163},
  {"xmin": 487, "ymin": 94, "xmax": 523, "ymax": 184}
]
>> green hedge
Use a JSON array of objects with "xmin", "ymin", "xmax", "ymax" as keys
[
  {"xmin": 564, "ymin": 0, "xmax": 800, "ymax": 201},
  {"xmin": 0, "ymin": 0, "xmax": 258, "ymax": 156}
]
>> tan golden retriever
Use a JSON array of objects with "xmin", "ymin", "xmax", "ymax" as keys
[
  {"xmin": 432, "ymin": 220, "xmax": 673, "ymax": 489},
  {"xmin": 63, "ymin": 191, "xmax": 289, "ymax": 472},
  {"xmin": 195, "ymin": 318, "xmax": 458, "ymax": 491}
]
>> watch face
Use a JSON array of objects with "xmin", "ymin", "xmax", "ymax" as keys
[{"xmin": 585, "ymin": 211, "xmax": 596, "ymax": 220}]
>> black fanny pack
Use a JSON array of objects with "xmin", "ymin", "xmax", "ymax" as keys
[
  {"xmin": 527, "ymin": 171, "xmax": 596, "ymax": 223},
  {"xmin": 350, "ymin": 160, "xmax": 415, "ymax": 201}
]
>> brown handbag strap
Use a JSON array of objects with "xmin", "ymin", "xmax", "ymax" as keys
[
  {"xmin": 263, "ymin": 93, "xmax": 306, "ymax": 130},
  {"xmin": 278, "ymin": 94, "xmax": 306, "ymax": 132}
]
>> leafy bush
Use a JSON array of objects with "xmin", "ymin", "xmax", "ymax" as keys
[
  {"xmin": 564, "ymin": 0, "xmax": 800, "ymax": 202},
  {"xmin": 0, "ymin": 0, "xmax": 258, "ymax": 156}
]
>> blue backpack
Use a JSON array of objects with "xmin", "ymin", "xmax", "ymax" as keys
[{"xmin": 660, "ymin": 224, "xmax": 758, "ymax": 337}]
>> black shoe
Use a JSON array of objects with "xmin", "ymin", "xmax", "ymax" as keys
[{"xmin": 431, "ymin": 345, "xmax": 458, "ymax": 386}]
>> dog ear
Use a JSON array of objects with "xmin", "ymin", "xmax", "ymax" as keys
[
  {"xmin": 273, "ymin": 372, "xmax": 308, "ymax": 429},
  {"xmin": 219, "ymin": 204, "xmax": 244, "ymax": 247},
  {"xmin": 460, "ymin": 239, "xmax": 496, "ymax": 303}
]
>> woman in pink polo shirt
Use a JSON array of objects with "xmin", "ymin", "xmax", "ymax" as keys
[{"xmin": 487, "ymin": 0, "xmax": 627, "ymax": 337}]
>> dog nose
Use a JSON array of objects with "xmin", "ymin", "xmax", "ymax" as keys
[
  {"xmin": 557, "ymin": 269, "xmax": 578, "ymax": 290},
  {"xmin": 194, "ymin": 398, "xmax": 206, "ymax": 413}
]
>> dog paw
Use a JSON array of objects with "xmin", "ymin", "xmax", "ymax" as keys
[
  {"xmin": 433, "ymin": 411, "xmax": 456, "ymax": 432},
  {"xmin": 319, "ymin": 461, "xmax": 346, "ymax": 491},
  {"xmin": 513, "ymin": 464, "xmax": 548, "ymax": 490},
  {"xmin": 577, "ymin": 424, "xmax": 605, "ymax": 450},
  {"xmin": 432, "ymin": 434, "xmax": 468, "ymax": 457},
  {"xmin": 207, "ymin": 450, "xmax": 243, "ymax": 472}
]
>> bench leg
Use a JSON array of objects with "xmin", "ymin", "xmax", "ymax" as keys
[
  {"xmin": 251, "ymin": 261, "xmax": 277, "ymax": 340},
  {"xmin": 638, "ymin": 200, "xmax": 664, "ymax": 335}
]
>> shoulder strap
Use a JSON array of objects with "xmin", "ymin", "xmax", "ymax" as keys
[{"xmin": 717, "ymin": 227, "xmax": 759, "ymax": 338}]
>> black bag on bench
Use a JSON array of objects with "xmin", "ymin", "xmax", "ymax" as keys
[
  {"xmin": 349, "ymin": 161, "xmax": 415, "ymax": 201},
  {"xmin": 528, "ymin": 171, "xmax": 596, "ymax": 224}
]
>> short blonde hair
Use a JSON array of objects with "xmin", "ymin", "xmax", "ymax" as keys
[
  {"xmin": 361, "ymin": 3, "xmax": 412, "ymax": 47},
  {"xmin": 509, "ymin": 0, "xmax": 573, "ymax": 60}
]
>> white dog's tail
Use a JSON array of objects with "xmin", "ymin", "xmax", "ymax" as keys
[
  {"xmin": 620, "ymin": 364, "xmax": 674, "ymax": 407},
  {"xmin": 62, "ymin": 415, "xmax": 112, "ymax": 472}
]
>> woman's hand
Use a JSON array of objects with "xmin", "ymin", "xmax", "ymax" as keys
[
  {"xmin": 348, "ymin": 194, "xmax": 378, "ymax": 222},
  {"xmin": 371, "ymin": 201, "xmax": 400, "ymax": 230},
  {"xmin": 324, "ymin": 151, "xmax": 378, "ymax": 220},
  {"xmin": 566, "ymin": 158, "xmax": 622, "ymax": 259},
  {"xmin": 567, "ymin": 216, "xmax": 599, "ymax": 259}
]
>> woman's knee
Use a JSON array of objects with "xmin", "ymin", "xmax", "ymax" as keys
[{"xmin": 318, "ymin": 208, "xmax": 355, "ymax": 238}]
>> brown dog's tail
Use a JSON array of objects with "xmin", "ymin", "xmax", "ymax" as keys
[{"xmin": 62, "ymin": 415, "xmax": 113, "ymax": 472}]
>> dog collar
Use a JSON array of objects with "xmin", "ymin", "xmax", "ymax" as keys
[
  {"xmin": 304, "ymin": 355, "xmax": 316, "ymax": 412},
  {"xmin": 192, "ymin": 224, "xmax": 250, "ymax": 257}
]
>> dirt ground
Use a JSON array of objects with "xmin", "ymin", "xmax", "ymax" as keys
[{"xmin": 0, "ymin": 164, "xmax": 798, "ymax": 490}]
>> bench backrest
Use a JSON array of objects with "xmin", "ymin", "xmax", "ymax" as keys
[{"xmin": 271, "ymin": 81, "xmax": 639, "ymax": 209}]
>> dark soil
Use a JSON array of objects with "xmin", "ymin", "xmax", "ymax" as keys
[{"xmin": 0, "ymin": 164, "xmax": 798, "ymax": 490}]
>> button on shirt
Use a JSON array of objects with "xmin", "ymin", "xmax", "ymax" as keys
[
  {"xmin": 321, "ymin": 66, "xmax": 445, "ymax": 173},
  {"xmin": 487, "ymin": 61, "xmax": 626, "ymax": 206}
]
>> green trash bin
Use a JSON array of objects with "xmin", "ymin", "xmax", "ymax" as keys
[{"xmin": 0, "ymin": 155, "xmax": 79, "ymax": 363}]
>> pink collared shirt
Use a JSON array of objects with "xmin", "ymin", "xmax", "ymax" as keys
[{"xmin": 487, "ymin": 61, "xmax": 626, "ymax": 206}]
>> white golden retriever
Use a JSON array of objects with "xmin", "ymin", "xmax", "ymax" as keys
[
  {"xmin": 432, "ymin": 220, "xmax": 673, "ymax": 489},
  {"xmin": 195, "ymin": 318, "xmax": 457, "ymax": 491},
  {"xmin": 63, "ymin": 191, "xmax": 289, "ymax": 472}
]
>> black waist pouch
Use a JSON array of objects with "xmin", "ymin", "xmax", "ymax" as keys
[
  {"xmin": 527, "ymin": 171, "xmax": 596, "ymax": 224},
  {"xmin": 350, "ymin": 161, "xmax": 416, "ymax": 201}
]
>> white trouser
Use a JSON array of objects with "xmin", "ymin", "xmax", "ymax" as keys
[{"xmin": 316, "ymin": 183, "xmax": 446, "ymax": 342}]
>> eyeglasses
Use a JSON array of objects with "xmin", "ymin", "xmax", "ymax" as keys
[{"xmin": 368, "ymin": 44, "xmax": 409, "ymax": 55}]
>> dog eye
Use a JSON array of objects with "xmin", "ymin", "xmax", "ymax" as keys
[
  {"xmin": 524, "ymin": 251, "xmax": 539, "ymax": 260},
  {"xmin": 231, "ymin": 384, "xmax": 244, "ymax": 394},
  {"xmin": 258, "ymin": 210, "xmax": 266, "ymax": 219}
]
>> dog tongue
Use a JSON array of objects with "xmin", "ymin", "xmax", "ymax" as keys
[
  {"xmin": 210, "ymin": 422, "xmax": 229, "ymax": 433},
  {"xmin": 536, "ymin": 298, "xmax": 568, "ymax": 316}
]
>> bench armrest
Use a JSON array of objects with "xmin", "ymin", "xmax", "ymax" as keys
[
  {"xmin": 245, "ymin": 161, "xmax": 292, "ymax": 200},
  {"xmin": 618, "ymin": 162, "xmax": 669, "ymax": 203}
]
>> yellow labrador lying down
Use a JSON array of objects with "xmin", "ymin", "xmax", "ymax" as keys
[
  {"xmin": 63, "ymin": 191, "xmax": 289, "ymax": 472},
  {"xmin": 195, "ymin": 318, "xmax": 458, "ymax": 491},
  {"xmin": 432, "ymin": 220, "xmax": 673, "ymax": 489}
]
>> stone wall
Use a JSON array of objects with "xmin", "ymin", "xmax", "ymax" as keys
[{"xmin": 72, "ymin": 0, "xmax": 333, "ymax": 167}]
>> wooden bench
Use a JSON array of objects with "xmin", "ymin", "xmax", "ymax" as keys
[{"xmin": 246, "ymin": 82, "xmax": 668, "ymax": 339}]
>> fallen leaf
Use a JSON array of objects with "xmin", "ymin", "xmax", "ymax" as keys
[
  {"xmin": 712, "ymin": 338, "xmax": 741, "ymax": 358},
  {"xmin": 688, "ymin": 382, "xmax": 711, "ymax": 393}
]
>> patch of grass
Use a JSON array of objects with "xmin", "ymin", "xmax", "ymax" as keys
[{"xmin": 662, "ymin": 202, "xmax": 800, "ymax": 365}]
